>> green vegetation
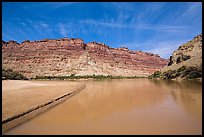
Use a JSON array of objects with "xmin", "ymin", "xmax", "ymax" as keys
[
  {"xmin": 176, "ymin": 55, "xmax": 191, "ymax": 64},
  {"xmin": 31, "ymin": 74, "xmax": 145, "ymax": 80},
  {"xmin": 181, "ymin": 66, "xmax": 202, "ymax": 79},
  {"xmin": 177, "ymin": 65, "xmax": 187, "ymax": 72},
  {"xmin": 148, "ymin": 65, "xmax": 202, "ymax": 80},
  {"xmin": 162, "ymin": 70, "xmax": 178, "ymax": 79},
  {"xmin": 148, "ymin": 71, "xmax": 161, "ymax": 79},
  {"xmin": 2, "ymin": 69, "xmax": 28, "ymax": 80}
]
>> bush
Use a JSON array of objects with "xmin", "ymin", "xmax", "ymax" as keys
[
  {"xmin": 176, "ymin": 55, "xmax": 191, "ymax": 64},
  {"xmin": 182, "ymin": 55, "xmax": 191, "ymax": 61},
  {"xmin": 2, "ymin": 69, "xmax": 28, "ymax": 80},
  {"xmin": 162, "ymin": 70, "xmax": 178, "ymax": 79},
  {"xmin": 148, "ymin": 71, "xmax": 162, "ymax": 79},
  {"xmin": 167, "ymin": 56, "xmax": 173, "ymax": 66},
  {"xmin": 186, "ymin": 71, "xmax": 202, "ymax": 79},
  {"xmin": 149, "ymin": 65, "xmax": 202, "ymax": 80},
  {"xmin": 182, "ymin": 66, "xmax": 202, "ymax": 79},
  {"xmin": 177, "ymin": 66, "xmax": 187, "ymax": 72},
  {"xmin": 176, "ymin": 57, "xmax": 182, "ymax": 64},
  {"xmin": 32, "ymin": 75, "xmax": 141, "ymax": 80}
]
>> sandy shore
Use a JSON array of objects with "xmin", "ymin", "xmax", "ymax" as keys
[
  {"xmin": 2, "ymin": 80, "xmax": 85, "ymax": 133},
  {"xmin": 2, "ymin": 80, "xmax": 47, "ymax": 91}
]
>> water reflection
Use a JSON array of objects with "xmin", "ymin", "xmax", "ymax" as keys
[
  {"xmin": 150, "ymin": 79, "xmax": 202, "ymax": 91},
  {"xmin": 151, "ymin": 80, "xmax": 202, "ymax": 120},
  {"xmin": 5, "ymin": 79, "xmax": 202, "ymax": 135},
  {"xmin": 150, "ymin": 79, "xmax": 202, "ymax": 120}
]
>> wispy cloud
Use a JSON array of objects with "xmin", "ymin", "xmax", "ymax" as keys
[
  {"xmin": 135, "ymin": 2, "xmax": 166, "ymax": 24},
  {"xmin": 2, "ymin": 19, "xmax": 58, "ymax": 42},
  {"xmin": 145, "ymin": 46, "xmax": 178, "ymax": 59},
  {"xmin": 28, "ymin": 21, "xmax": 53, "ymax": 38},
  {"xmin": 81, "ymin": 19, "xmax": 128, "ymax": 28},
  {"xmin": 81, "ymin": 18, "xmax": 188, "ymax": 33},
  {"xmin": 2, "ymin": 2, "xmax": 201, "ymax": 54},
  {"xmin": 183, "ymin": 2, "xmax": 202, "ymax": 17},
  {"xmin": 58, "ymin": 23, "xmax": 68, "ymax": 37},
  {"xmin": 168, "ymin": 2, "xmax": 202, "ymax": 25},
  {"xmin": 21, "ymin": 2, "xmax": 78, "ymax": 11},
  {"xmin": 136, "ymin": 24, "xmax": 188, "ymax": 32},
  {"xmin": 44, "ymin": 2, "xmax": 79, "ymax": 10},
  {"xmin": 119, "ymin": 35, "xmax": 191, "ymax": 59},
  {"xmin": 40, "ymin": 22, "xmax": 49, "ymax": 28},
  {"xmin": 2, "ymin": 21, "xmax": 29, "ymax": 41},
  {"xmin": 144, "ymin": 40, "xmax": 190, "ymax": 59}
]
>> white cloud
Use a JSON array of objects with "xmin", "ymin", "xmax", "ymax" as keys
[
  {"xmin": 40, "ymin": 23, "xmax": 49, "ymax": 28},
  {"xmin": 58, "ymin": 23, "xmax": 68, "ymax": 37},
  {"xmin": 136, "ymin": 24, "xmax": 188, "ymax": 32},
  {"xmin": 183, "ymin": 2, "xmax": 202, "ymax": 17},
  {"xmin": 45, "ymin": 2, "xmax": 79, "ymax": 10},
  {"xmin": 168, "ymin": 2, "xmax": 202, "ymax": 25},
  {"xmin": 144, "ymin": 40, "xmax": 189, "ymax": 59},
  {"xmin": 81, "ymin": 19, "xmax": 128, "ymax": 28},
  {"xmin": 81, "ymin": 18, "xmax": 188, "ymax": 33},
  {"xmin": 25, "ymin": 20, "xmax": 55, "ymax": 38},
  {"xmin": 146, "ymin": 46, "xmax": 176, "ymax": 59},
  {"xmin": 22, "ymin": 2, "xmax": 78, "ymax": 11}
]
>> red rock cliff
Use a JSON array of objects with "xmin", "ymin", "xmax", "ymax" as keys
[{"xmin": 2, "ymin": 38, "xmax": 168, "ymax": 78}]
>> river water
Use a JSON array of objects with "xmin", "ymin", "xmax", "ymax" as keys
[{"xmin": 5, "ymin": 79, "xmax": 202, "ymax": 135}]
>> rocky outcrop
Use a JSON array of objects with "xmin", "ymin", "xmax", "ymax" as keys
[
  {"xmin": 2, "ymin": 38, "xmax": 168, "ymax": 78},
  {"xmin": 162, "ymin": 34, "xmax": 202, "ymax": 72},
  {"xmin": 149, "ymin": 33, "xmax": 202, "ymax": 80}
]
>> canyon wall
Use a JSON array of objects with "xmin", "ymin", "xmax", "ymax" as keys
[{"xmin": 2, "ymin": 38, "xmax": 168, "ymax": 78}]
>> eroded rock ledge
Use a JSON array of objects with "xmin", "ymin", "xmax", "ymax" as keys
[{"xmin": 2, "ymin": 38, "xmax": 168, "ymax": 78}]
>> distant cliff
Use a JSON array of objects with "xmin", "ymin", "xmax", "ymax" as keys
[
  {"xmin": 149, "ymin": 34, "xmax": 202, "ymax": 80},
  {"xmin": 2, "ymin": 38, "xmax": 168, "ymax": 78}
]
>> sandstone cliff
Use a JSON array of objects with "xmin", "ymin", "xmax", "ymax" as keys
[
  {"xmin": 149, "ymin": 33, "xmax": 202, "ymax": 80},
  {"xmin": 2, "ymin": 38, "xmax": 168, "ymax": 78},
  {"xmin": 162, "ymin": 34, "xmax": 202, "ymax": 72}
]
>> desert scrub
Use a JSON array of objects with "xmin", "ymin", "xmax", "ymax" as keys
[
  {"xmin": 162, "ymin": 70, "xmax": 178, "ymax": 79},
  {"xmin": 148, "ymin": 71, "xmax": 162, "ymax": 79},
  {"xmin": 2, "ymin": 69, "xmax": 28, "ymax": 80},
  {"xmin": 176, "ymin": 55, "xmax": 191, "ymax": 64},
  {"xmin": 32, "ymin": 75, "xmax": 142, "ymax": 80},
  {"xmin": 177, "ymin": 66, "xmax": 187, "ymax": 72},
  {"xmin": 148, "ymin": 65, "xmax": 202, "ymax": 80},
  {"xmin": 181, "ymin": 66, "xmax": 202, "ymax": 79}
]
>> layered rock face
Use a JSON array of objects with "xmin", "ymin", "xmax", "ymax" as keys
[
  {"xmin": 2, "ymin": 38, "xmax": 168, "ymax": 78},
  {"xmin": 161, "ymin": 33, "xmax": 202, "ymax": 73}
]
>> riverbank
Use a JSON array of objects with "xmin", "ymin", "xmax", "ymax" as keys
[
  {"xmin": 31, "ymin": 75, "xmax": 146, "ymax": 80},
  {"xmin": 2, "ymin": 80, "xmax": 86, "ymax": 133}
]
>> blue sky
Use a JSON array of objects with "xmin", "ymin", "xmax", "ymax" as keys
[{"xmin": 2, "ymin": 2, "xmax": 202, "ymax": 58}]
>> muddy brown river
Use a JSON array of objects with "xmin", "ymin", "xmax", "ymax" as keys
[{"xmin": 4, "ymin": 79, "xmax": 202, "ymax": 135}]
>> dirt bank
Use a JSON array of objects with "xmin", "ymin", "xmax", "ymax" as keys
[{"xmin": 2, "ymin": 80, "xmax": 86, "ymax": 133}]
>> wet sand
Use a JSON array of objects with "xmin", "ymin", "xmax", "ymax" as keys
[{"xmin": 2, "ymin": 80, "xmax": 85, "ymax": 133}]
